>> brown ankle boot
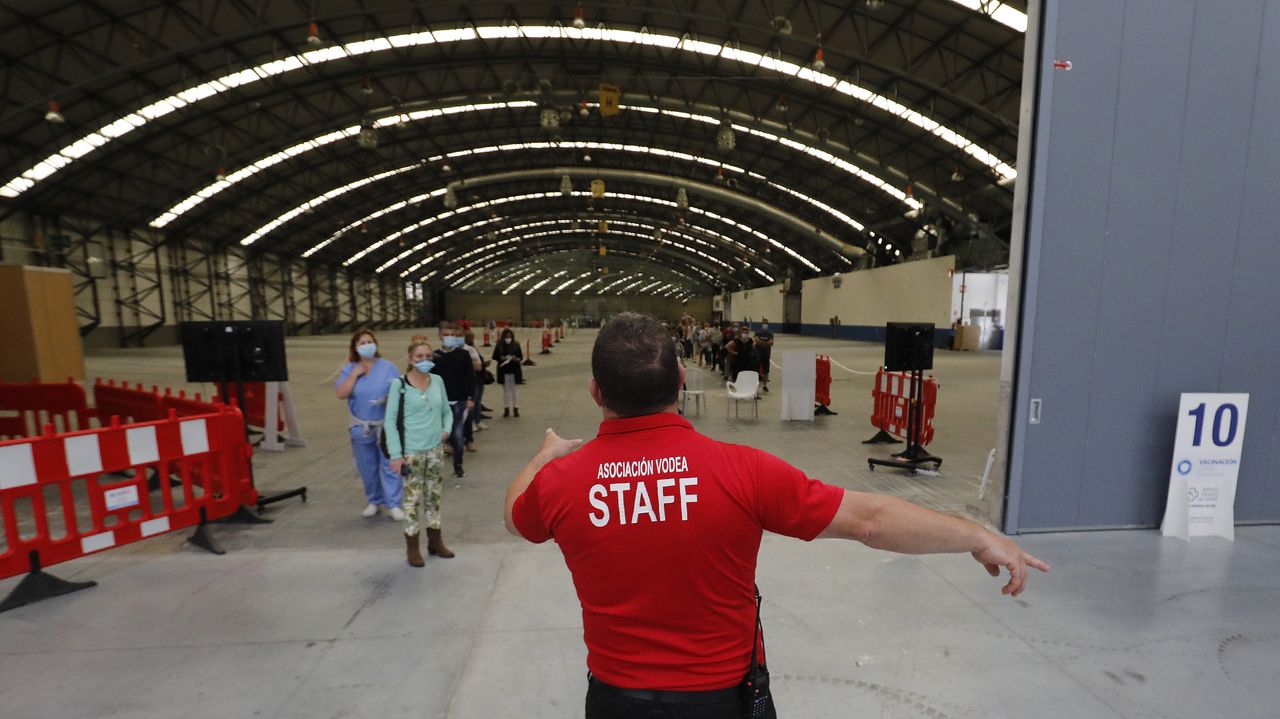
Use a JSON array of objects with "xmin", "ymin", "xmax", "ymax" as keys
[
  {"xmin": 405, "ymin": 533, "xmax": 425, "ymax": 567},
  {"xmin": 426, "ymin": 527, "xmax": 455, "ymax": 558}
]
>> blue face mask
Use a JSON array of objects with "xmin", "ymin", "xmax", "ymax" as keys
[
  {"xmin": 356, "ymin": 343, "xmax": 377, "ymax": 359},
  {"xmin": 414, "ymin": 360, "xmax": 435, "ymax": 374},
  {"xmin": 442, "ymin": 336, "xmax": 463, "ymax": 349}
]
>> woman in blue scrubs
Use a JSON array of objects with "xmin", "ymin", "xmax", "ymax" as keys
[{"xmin": 335, "ymin": 329, "xmax": 404, "ymax": 520}]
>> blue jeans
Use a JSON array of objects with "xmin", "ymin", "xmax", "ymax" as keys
[
  {"xmin": 448, "ymin": 402, "xmax": 469, "ymax": 467},
  {"xmin": 350, "ymin": 427, "xmax": 403, "ymax": 506}
]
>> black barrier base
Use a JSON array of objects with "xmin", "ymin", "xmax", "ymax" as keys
[
  {"xmin": 216, "ymin": 505, "xmax": 273, "ymax": 524},
  {"xmin": 539, "ymin": 349, "xmax": 552, "ymax": 355},
  {"xmin": 868, "ymin": 445, "xmax": 942, "ymax": 474},
  {"xmin": 522, "ymin": 359, "xmax": 536, "ymax": 366},
  {"xmin": 862, "ymin": 429, "xmax": 900, "ymax": 444},
  {"xmin": 256, "ymin": 486, "xmax": 307, "ymax": 514},
  {"xmin": 0, "ymin": 551, "xmax": 96, "ymax": 613},
  {"xmin": 187, "ymin": 515, "xmax": 226, "ymax": 555}
]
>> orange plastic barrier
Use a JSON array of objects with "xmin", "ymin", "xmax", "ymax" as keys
[
  {"xmin": 541, "ymin": 330, "xmax": 553, "ymax": 353},
  {"xmin": 0, "ymin": 379, "xmax": 94, "ymax": 438},
  {"xmin": 482, "ymin": 329, "xmax": 491, "ymax": 347},
  {"xmin": 93, "ymin": 378, "xmax": 166, "ymax": 424},
  {"xmin": 868, "ymin": 369, "xmax": 937, "ymax": 445},
  {"xmin": 214, "ymin": 382, "xmax": 285, "ymax": 431},
  {"xmin": 0, "ymin": 404, "xmax": 257, "ymax": 582},
  {"xmin": 816, "ymin": 356, "xmax": 832, "ymax": 408}
]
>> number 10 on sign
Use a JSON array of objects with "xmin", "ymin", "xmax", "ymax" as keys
[{"xmin": 1161, "ymin": 393, "xmax": 1249, "ymax": 541}]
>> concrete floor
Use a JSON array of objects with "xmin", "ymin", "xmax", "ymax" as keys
[{"xmin": 2, "ymin": 327, "xmax": 1278, "ymax": 718}]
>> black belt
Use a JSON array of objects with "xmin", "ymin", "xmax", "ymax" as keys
[{"xmin": 589, "ymin": 675, "xmax": 739, "ymax": 705}]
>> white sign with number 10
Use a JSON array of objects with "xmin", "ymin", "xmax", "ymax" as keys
[{"xmin": 1161, "ymin": 393, "xmax": 1249, "ymax": 541}]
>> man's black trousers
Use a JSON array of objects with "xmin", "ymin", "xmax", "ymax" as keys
[{"xmin": 585, "ymin": 679, "xmax": 776, "ymax": 719}]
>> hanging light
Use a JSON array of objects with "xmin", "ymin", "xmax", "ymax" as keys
[
  {"xmin": 306, "ymin": 22, "xmax": 322, "ymax": 46},
  {"xmin": 776, "ymin": 95, "xmax": 789, "ymax": 113},
  {"xmin": 360, "ymin": 76, "xmax": 373, "ymax": 95},
  {"xmin": 675, "ymin": 187, "xmax": 688, "ymax": 208},
  {"xmin": 440, "ymin": 163, "xmax": 452, "ymax": 173},
  {"xmin": 579, "ymin": 100, "xmax": 590, "ymax": 118},
  {"xmin": 572, "ymin": 3, "xmax": 586, "ymax": 29},
  {"xmin": 714, "ymin": 166, "xmax": 725, "ymax": 183},
  {"xmin": 357, "ymin": 123, "xmax": 378, "ymax": 148},
  {"xmin": 715, "ymin": 122, "xmax": 735, "ymax": 152},
  {"xmin": 813, "ymin": 46, "xmax": 826, "ymax": 70},
  {"xmin": 215, "ymin": 166, "xmax": 227, "ymax": 181},
  {"xmin": 443, "ymin": 186, "xmax": 458, "ymax": 209},
  {"xmin": 582, "ymin": 151, "xmax": 592, "ymax": 162},
  {"xmin": 44, "ymin": 100, "xmax": 65, "ymax": 123},
  {"xmin": 951, "ymin": 167, "xmax": 965, "ymax": 182},
  {"xmin": 559, "ymin": 175, "xmax": 573, "ymax": 195}
]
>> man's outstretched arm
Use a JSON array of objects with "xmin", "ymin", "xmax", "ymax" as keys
[{"xmin": 817, "ymin": 490, "xmax": 1049, "ymax": 597}]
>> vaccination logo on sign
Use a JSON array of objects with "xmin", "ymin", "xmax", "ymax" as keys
[{"xmin": 1161, "ymin": 393, "xmax": 1248, "ymax": 542}]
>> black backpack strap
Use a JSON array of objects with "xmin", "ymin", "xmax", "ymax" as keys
[{"xmin": 396, "ymin": 375, "xmax": 408, "ymax": 453}]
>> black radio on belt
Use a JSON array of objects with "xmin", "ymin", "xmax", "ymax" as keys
[{"xmin": 741, "ymin": 584, "xmax": 776, "ymax": 719}]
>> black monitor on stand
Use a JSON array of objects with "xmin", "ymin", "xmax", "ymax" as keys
[
  {"xmin": 180, "ymin": 321, "xmax": 306, "ymax": 515},
  {"xmin": 868, "ymin": 322, "xmax": 943, "ymax": 473}
]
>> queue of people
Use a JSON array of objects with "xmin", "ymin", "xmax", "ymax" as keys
[{"xmin": 335, "ymin": 321, "xmax": 539, "ymax": 568}]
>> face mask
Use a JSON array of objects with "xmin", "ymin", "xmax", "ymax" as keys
[
  {"xmin": 442, "ymin": 336, "xmax": 463, "ymax": 349},
  {"xmin": 761, "ymin": 324, "xmax": 768, "ymax": 330},
  {"xmin": 504, "ymin": 337, "xmax": 514, "ymax": 344},
  {"xmin": 740, "ymin": 334, "xmax": 750, "ymax": 341},
  {"xmin": 356, "ymin": 343, "xmax": 377, "ymax": 359},
  {"xmin": 414, "ymin": 360, "xmax": 435, "ymax": 374}
]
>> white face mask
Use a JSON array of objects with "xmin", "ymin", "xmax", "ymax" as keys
[{"xmin": 504, "ymin": 337, "xmax": 514, "ymax": 344}]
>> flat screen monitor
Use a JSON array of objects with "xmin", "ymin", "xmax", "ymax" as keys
[
  {"xmin": 884, "ymin": 322, "xmax": 935, "ymax": 372},
  {"xmin": 180, "ymin": 321, "xmax": 288, "ymax": 383}
]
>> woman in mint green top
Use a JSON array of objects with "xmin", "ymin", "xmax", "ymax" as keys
[{"xmin": 385, "ymin": 339, "xmax": 455, "ymax": 566}]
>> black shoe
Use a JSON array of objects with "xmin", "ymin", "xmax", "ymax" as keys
[
  {"xmin": 513, "ymin": 408, "xmax": 520, "ymax": 418},
  {"xmin": 454, "ymin": 466, "xmax": 465, "ymax": 478},
  {"xmin": 479, "ymin": 414, "xmax": 493, "ymax": 420},
  {"xmin": 503, "ymin": 408, "xmax": 510, "ymax": 417},
  {"xmin": 481, "ymin": 404, "xmax": 493, "ymax": 412}
]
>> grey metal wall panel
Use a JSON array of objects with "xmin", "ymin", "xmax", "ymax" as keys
[
  {"xmin": 1011, "ymin": 0, "xmax": 1280, "ymax": 530},
  {"xmin": 1077, "ymin": 0, "xmax": 1197, "ymax": 527},
  {"xmin": 1018, "ymin": 0, "xmax": 1127, "ymax": 528},
  {"xmin": 1226, "ymin": 5, "xmax": 1280, "ymax": 521}
]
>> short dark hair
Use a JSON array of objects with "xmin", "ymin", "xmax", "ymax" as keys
[
  {"xmin": 592, "ymin": 312, "xmax": 680, "ymax": 417},
  {"xmin": 348, "ymin": 328, "xmax": 379, "ymax": 363}
]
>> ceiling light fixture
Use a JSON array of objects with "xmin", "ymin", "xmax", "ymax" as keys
[
  {"xmin": 306, "ymin": 22, "xmax": 322, "ymax": 46},
  {"xmin": 813, "ymin": 46, "xmax": 826, "ymax": 70},
  {"xmin": 572, "ymin": 3, "xmax": 586, "ymax": 30},
  {"xmin": 44, "ymin": 100, "xmax": 65, "ymax": 123}
]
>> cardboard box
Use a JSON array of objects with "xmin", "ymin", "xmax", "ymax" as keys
[
  {"xmin": 955, "ymin": 324, "xmax": 982, "ymax": 352},
  {"xmin": 0, "ymin": 265, "xmax": 85, "ymax": 381}
]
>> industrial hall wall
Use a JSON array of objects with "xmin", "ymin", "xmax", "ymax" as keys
[
  {"xmin": 1006, "ymin": 0, "xmax": 1280, "ymax": 531},
  {"xmin": 800, "ymin": 255, "xmax": 955, "ymax": 341},
  {"xmin": 728, "ymin": 284, "xmax": 785, "ymax": 325}
]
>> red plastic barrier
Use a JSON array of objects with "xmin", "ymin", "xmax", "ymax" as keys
[
  {"xmin": 869, "ymin": 369, "xmax": 937, "ymax": 445},
  {"xmin": 482, "ymin": 329, "xmax": 491, "ymax": 347},
  {"xmin": 541, "ymin": 330, "xmax": 552, "ymax": 352},
  {"xmin": 816, "ymin": 356, "xmax": 832, "ymax": 407},
  {"xmin": 0, "ymin": 405, "xmax": 257, "ymax": 580},
  {"xmin": 214, "ymin": 382, "xmax": 285, "ymax": 431},
  {"xmin": 161, "ymin": 388, "xmax": 221, "ymax": 418},
  {"xmin": 93, "ymin": 378, "xmax": 166, "ymax": 424},
  {"xmin": 0, "ymin": 379, "xmax": 93, "ymax": 438}
]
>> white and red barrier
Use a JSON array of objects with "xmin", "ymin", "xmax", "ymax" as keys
[
  {"xmin": 866, "ymin": 369, "xmax": 937, "ymax": 445},
  {"xmin": 0, "ymin": 405, "xmax": 256, "ymax": 579}
]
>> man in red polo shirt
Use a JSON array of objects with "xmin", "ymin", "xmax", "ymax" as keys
[{"xmin": 504, "ymin": 313, "xmax": 1048, "ymax": 718}]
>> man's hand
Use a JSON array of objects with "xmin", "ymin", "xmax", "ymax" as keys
[
  {"xmin": 539, "ymin": 428, "xmax": 584, "ymax": 460},
  {"xmin": 504, "ymin": 428, "xmax": 583, "ymax": 535},
  {"xmin": 440, "ymin": 431, "xmax": 449, "ymax": 443},
  {"xmin": 971, "ymin": 534, "xmax": 1050, "ymax": 597},
  {"xmin": 466, "ymin": 399, "xmax": 475, "ymax": 410},
  {"xmin": 390, "ymin": 458, "xmax": 405, "ymax": 475}
]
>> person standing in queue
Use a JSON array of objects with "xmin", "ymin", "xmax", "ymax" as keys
[
  {"xmin": 334, "ymin": 329, "xmax": 404, "ymax": 520},
  {"xmin": 385, "ymin": 339, "xmax": 455, "ymax": 566},
  {"xmin": 463, "ymin": 329, "xmax": 490, "ymax": 434},
  {"xmin": 504, "ymin": 312, "xmax": 1048, "ymax": 718},
  {"xmin": 726, "ymin": 323, "xmax": 756, "ymax": 383},
  {"xmin": 434, "ymin": 321, "xmax": 476, "ymax": 478},
  {"xmin": 754, "ymin": 319, "xmax": 775, "ymax": 393},
  {"xmin": 493, "ymin": 327, "xmax": 524, "ymax": 417}
]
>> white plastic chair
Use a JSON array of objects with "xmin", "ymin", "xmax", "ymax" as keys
[
  {"xmin": 681, "ymin": 368, "xmax": 707, "ymax": 416},
  {"xmin": 726, "ymin": 370, "xmax": 760, "ymax": 419}
]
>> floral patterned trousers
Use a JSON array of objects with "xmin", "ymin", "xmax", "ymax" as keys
[{"xmin": 402, "ymin": 446, "xmax": 444, "ymax": 535}]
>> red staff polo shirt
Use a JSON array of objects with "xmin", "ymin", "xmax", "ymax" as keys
[{"xmin": 511, "ymin": 412, "xmax": 844, "ymax": 691}]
